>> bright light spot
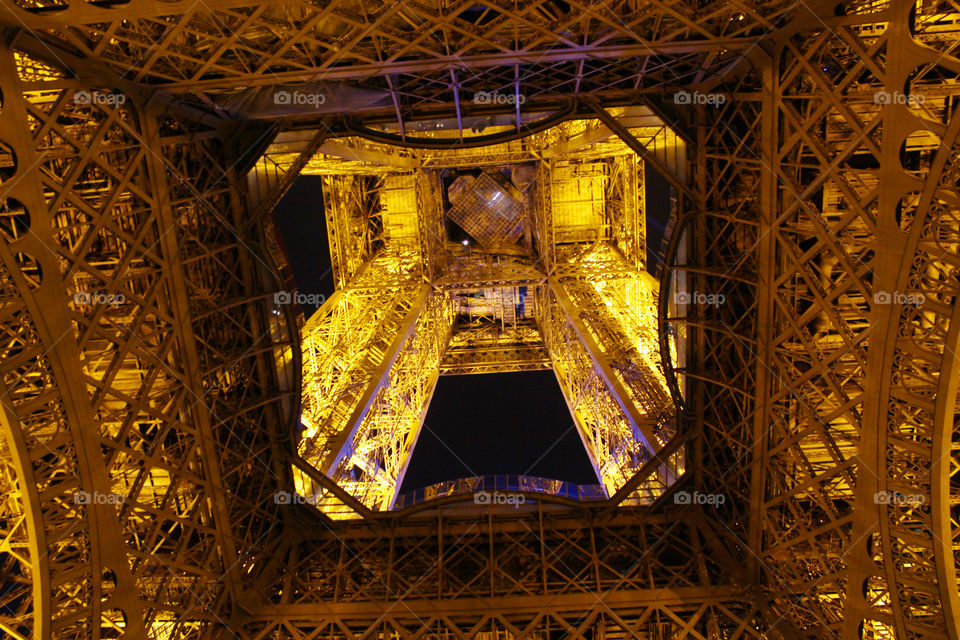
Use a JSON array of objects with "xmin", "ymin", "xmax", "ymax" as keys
[{"xmin": 462, "ymin": 239, "xmax": 470, "ymax": 245}]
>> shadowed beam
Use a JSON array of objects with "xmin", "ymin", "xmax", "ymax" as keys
[
  {"xmin": 587, "ymin": 99, "xmax": 697, "ymax": 202},
  {"xmin": 314, "ymin": 139, "xmax": 421, "ymax": 169}
]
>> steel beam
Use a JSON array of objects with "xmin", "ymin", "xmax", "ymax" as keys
[
  {"xmin": 549, "ymin": 277, "xmax": 661, "ymax": 452},
  {"xmin": 322, "ymin": 284, "xmax": 431, "ymax": 474}
]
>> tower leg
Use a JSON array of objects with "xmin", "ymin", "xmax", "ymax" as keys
[{"xmin": 298, "ymin": 284, "xmax": 454, "ymax": 512}]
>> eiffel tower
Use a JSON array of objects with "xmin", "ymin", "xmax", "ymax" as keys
[{"xmin": 0, "ymin": 1, "xmax": 958, "ymax": 639}]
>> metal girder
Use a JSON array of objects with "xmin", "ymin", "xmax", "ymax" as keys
[
  {"xmin": 932, "ymin": 283, "xmax": 960, "ymax": 640},
  {"xmin": 245, "ymin": 587, "xmax": 743, "ymax": 617},
  {"xmin": 548, "ymin": 276, "xmax": 664, "ymax": 452},
  {"xmin": 0, "ymin": 42, "xmax": 301, "ymax": 639},
  {"xmin": 244, "ymin": 128, "xmax": 330, "ymax": 224},
  {"xmin": 0, "ymin": 0, "xmax": 769, "ymax": 92},
  {"xmin": 315, "ymin": 139, "xmax": 421, "ymax": 171},
  {"xmin": 659, "ymin": 3, "xmax": 960, "ymax": 638},
  {"xmin": 3, "ymin": 1, "xmax": 960, "ymax": 639},
  {"xmin": 536, "ymin": 275, "xmax": 675, "ymax": 501},
  {"xmin": 242, "ymin": 502, "xmax": 770, "ymax": 639},
  {"xmin": 0, "ymin": 401, "xmax": 46, "ymax": 640},
  {"xmin": 0, "ymin": 0, "xmax": 787, "ymax": 136},
  {"xmin": 319, "ymin": 284, "xmax": 432, "ymax": 475},
  {"xmin": 0, "ymin": 45, "xmax": 152, "ymax": 639},
  {"xmin": 333, "ymin": 286, "xmax": 453, "ymax": 511},
  {"xmin": 442, "ymin": 307, "xmax": 551, "ymax": 375},
  {"xmin": 298, "ymin": 284, "xmax": 455, "ymax": 513},
  {"xmin": 440, "ymin": 344, "xmax": 552, "ymax": 375},
  {"xmin": 323, "ymin": 175, "xmax": 379, "ymax": 289},
  {"xmin": 590, "ymin": 100, "xmax": 696, "ymax": 202},
  {"xmin": 298, "ymin": 286, "xmax": 420, "ymax": 472}
]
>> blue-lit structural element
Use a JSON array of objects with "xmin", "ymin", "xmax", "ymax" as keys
[{"xmin": 393, "ymin": 474, "xmax": 606, "ymax": 509}]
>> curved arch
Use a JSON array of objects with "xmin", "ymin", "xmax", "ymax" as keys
[
  {"xmin": 0, "ymin": 401, "xmax": 48, "ymax": 640},
  {"xmin": 932, "ymin": 300, "xmax": 960, "ymax": 639},
  {"xmin": 342, "ymin": 102, "xmax": 576, "ymax": 150},
  {"xmin": 658, "ymin": 210, "xmax": 691, "ymax": 413},
  {"xmin": 879, "ymin": 100, "xmax": 960, "ymax": 640}
]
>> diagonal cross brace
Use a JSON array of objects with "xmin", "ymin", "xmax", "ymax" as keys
[{"xmin": 320, "ymin": 284, "xmax": 432, "ymax": 475}]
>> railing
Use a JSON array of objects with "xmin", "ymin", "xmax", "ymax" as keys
[{"xmin": 393, "ymin": 474, "xmax": 607, "ymax": 509}]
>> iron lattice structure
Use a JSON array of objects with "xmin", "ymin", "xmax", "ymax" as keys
[
  {"xmin": 291, "ymin": 110, "xmax": 677, "ymax": 516},
  {"xmin": 0, "ymin": 2, "xmax": 957, "ymax": 640}
]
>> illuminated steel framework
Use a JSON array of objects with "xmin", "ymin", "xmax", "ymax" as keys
[
  {"xmin": 293, "ymin": 113, "xmax": 678, "ymax": 515},
  {"xmin": 0, "ymin": 2, "xmax": 957, "ymax": 640}
]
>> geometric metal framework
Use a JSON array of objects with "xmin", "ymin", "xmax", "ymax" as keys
[
  {"xmin": 293, "ymin": 113, "xmax": 677, "ymax": 514},
  {"xmin": 0, "ymin": 2, "xmax": 957, "ymax": 640}
]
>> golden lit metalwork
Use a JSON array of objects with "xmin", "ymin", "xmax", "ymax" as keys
[
  {"xmin": 295, "ymin": 115, "xmax": 676, "ymax": 512},
  {"xmin": 0, "ymin": 2, "xmax": 958, "ymax": 639}
]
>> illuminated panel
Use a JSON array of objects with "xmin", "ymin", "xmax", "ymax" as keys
[
  {"xmin": 380, "ymin": 173, "xmax": 420, "ymax": 253},
  {"xmin": 551, "ymin": 161, "xmax": 607, "ymax": 243}
]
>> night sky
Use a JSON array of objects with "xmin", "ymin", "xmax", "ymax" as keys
[
  {"xmin": 272, "ymin": 177, "xmax": 334, "ymax": 316},
  {"xmin": 645, "ymin": 164, "xmax": 671, "ymax": 276},
  {"xmin": 398, "ymin": 371, "xmax": 598, "ymax": 492},
  {"xmin": 272, "ymin": 162, "xmax": 671, "ymax": 494}
]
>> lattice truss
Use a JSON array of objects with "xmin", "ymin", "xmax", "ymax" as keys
[
  {"xmin": 298, "ymin": 285, "xmax": 455, "ymax": 514},
  {"xmin": 0, "ymin": 0, "xmax": 793, "ymax": 121},
  {"xmin": 242, "ymin": 505, "xmax": 768, "ymax": 640},
  {"xmin": 659, "ymin": 2, "xmax": 960, "ymax": 639},
  {"xmin": 0, "ymin": 42, "xmax": 298, "ymax": 640},
  {"xmin": 0, "ymin": 1, "xmax": 959, "ymax": 640},
  {"xmin": 287, "ymin": 108, "xmax": 680, "ymax": 514}
]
